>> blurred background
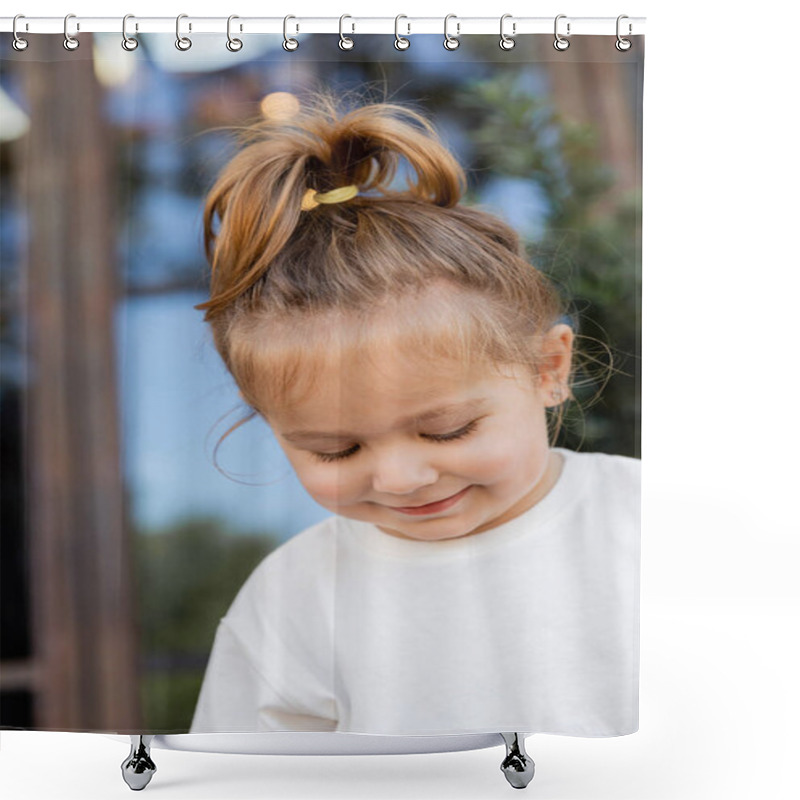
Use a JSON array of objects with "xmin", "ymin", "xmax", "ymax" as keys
[{"xmin": 0, "ymin": 33, "xmax": 641, "ymax": 732}]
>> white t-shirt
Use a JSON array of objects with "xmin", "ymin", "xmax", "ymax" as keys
[{"xmin": 190, "ymin": 447, "xmax": 640, "ymax": 737}]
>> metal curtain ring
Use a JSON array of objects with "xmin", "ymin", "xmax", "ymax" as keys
[
  {"xmin": 553, "ymin": 14, "xmax": 570, "ymax": 51},
  {"xmin": 339, "ymin": 14, "xmax": 354, "ymax": 50},
  {"xmin": 443, "ymin": 14, "xmax": 460, "ymax": 50},
  {"xmin": 394, "ymin": 15, "xmax": 410, "ymax": 50},
  {"xmin": 175, "ymin": 13, "xmax": 192, "ymax": 50},
  {"xmin": 122, "ymin": 14, "xmax": 139, "ymax": 51},
  {"xmin": 499, "ymin": 14, "xmax": 515, "ymax": 50},
  {"xmin": 615, "ymin": 14, "xmax": 632, "ymax": 51},
  {"xmin": 283, "ymin": 15, "xmax": 299, "ymax": 51},
  {"xmin": 227, "ymin": 15, "xmax": 243, "ymax": 51},
  {"xmin": 63, "ymin": 13, "xmax": 79, "ymax": 51},
  {"xmin": 12, "ymin": 14, "xmax": 29, "ymax": 51}
]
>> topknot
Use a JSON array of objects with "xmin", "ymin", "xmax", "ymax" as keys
[{"xmin": 197, "ymin": 90, "xmax": 468, "ymax": 318}]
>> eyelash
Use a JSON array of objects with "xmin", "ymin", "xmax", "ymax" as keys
[{"xmin": 311, "ymin": 419, "xmax": 481, "ymax": 463}]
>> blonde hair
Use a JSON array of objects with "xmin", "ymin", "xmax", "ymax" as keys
[{"xmin": 196, "ymin": 89, "xmax": 570, "ymax": 443}]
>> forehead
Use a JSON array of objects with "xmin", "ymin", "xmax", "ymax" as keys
[
  {"xmin": 271, "ymin": 341, "xmax": 495, "ymax": 428},
  {"xmin": 233, "ymin": 283, "xmax": 529, "ymax": 423}
]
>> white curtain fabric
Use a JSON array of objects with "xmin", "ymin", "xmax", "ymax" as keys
[{"xmin": 0, "ymin": 31, "xmax": 643, "ymax": 738}]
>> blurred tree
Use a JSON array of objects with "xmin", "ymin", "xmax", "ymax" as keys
[
  {"xmin": 135, "ymin": 517, "xmax": 277, "ymax": 730},
  {"xmin": 456, "ymin": 73, "xmax": 641, "ymax": 457}
]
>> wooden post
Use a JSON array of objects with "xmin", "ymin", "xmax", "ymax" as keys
[
  {"xmin": 545, "ymin": 36, "xmax": 642, "ymax": 213},
  {"xmin": 17, "ymin": 35, "xmax": 141, "ymax": 730}
]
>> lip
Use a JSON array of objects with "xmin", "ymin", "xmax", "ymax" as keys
[{"xmin": 391, "ymin": 485, "xmax": 472, "ymax": 516}]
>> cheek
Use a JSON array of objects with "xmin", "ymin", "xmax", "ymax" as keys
[
  {"xmin": 290, "ymin": 458, "xmax": 357, "ymax": 506},
  {"xmin": 466, "ymin": 428, "xmax": 547, "ymax": 483},
  {"xmin": 466, "ymin": 440, "xmax": 524, "ymax": 481}
]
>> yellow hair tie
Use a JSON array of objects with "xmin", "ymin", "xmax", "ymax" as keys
[{"xmin": 301, "ymin": 185, "xmax": 359, "ymax": 211}]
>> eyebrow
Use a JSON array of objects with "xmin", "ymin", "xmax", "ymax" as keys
[{"xmin": 280, "ymin": 398, "xmax": 489, "ymax": 443}]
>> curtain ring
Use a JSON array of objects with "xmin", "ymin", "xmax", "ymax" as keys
[
  {"xmin": 12, "ymin": 14, "xmax": 29, "ymax": 51},
  {"xmin": 499, "ymin": 14, "xmax": 515, "ymax": 50},
  {"xmin": 338, "ymin": 15, "xmax": 355, "ymax": 50},
  {"xmin": 394, "ymin": 15, "xmax": 410, "ymax": 50},
  {"xmin": 283, "ymin": 15, "xmax": 299, "ymax": 51},
  {"xmin": 63, "ymin": 13, "xmax": 79, "ymax": 51},
  {"xmin": 226, "ymin": 15, "xmax": 243, "ymax": 51},
  {"xmin": 553, "ymin": 14, "xmax": 570, "ymax": 51},
  {"xmin": 175, "ymin": 13, "xmax": 192, "ymax": 50},
  {"xmin": 443, "ymin": 14, "xmax": 460, "ymax": 51},
  {"xmin": 615, "ymin": 14, "xmax": 632, "ymax": 51},
  {"xmin": 122, "ymin": 14, "xmax": 139, "ymax": 51}
]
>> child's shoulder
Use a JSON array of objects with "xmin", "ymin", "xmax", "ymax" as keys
[
  {"xmin": 233, "ymin": 516, "xmax": 337, "ymax": 590},
  {"xmin": 559, "ymin": 447, "xmax": 640, "ymax": 490},
  {"xmin": 561, "ymin": 447, "xmax": 639, "ymax": 469},
  {"xmin": 224, "ymin": 516, "xmax": 340, "ymax": 621},
  {"xmin": 256, "ymin": 514, "xmax": 340, "ymax": 574}
]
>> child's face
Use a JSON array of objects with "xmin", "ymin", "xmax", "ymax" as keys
[{"xmin": 261, "ymin": 326, "xmax": 572, "ymax": 542}]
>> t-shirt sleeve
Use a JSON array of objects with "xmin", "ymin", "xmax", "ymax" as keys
[
  {"xmin": 189, "ymin": 618, "xmax": 337, "ymax": 733},
  {"xmin": 190, "ymin": 521, "xmax": 339, "ymax": 733},
  {"xmin": 190, "ymin": 619, "xmax": 270, "ymax": 732}
]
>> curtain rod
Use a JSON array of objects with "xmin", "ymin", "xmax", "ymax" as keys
[{"xmin": 1, "ymin": 16, "xmax": 646, "ymax": 37}]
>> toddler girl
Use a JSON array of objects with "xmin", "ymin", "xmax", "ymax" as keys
[{"xmin": 189, "ymin": 91, "xmax": 640, "ymax": 738}]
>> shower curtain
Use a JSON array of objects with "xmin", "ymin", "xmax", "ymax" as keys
[{"xmin": 0, "ymin": 25, "xmax": 643, "ymax": 741}]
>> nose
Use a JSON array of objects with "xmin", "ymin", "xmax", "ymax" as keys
[{"xmin": 370, "ymin": 446, "xmax": 439, "ymax": 496}]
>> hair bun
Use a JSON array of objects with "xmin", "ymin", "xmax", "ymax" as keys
[
  {"xmin": 304, "ymin": 96, "xmax": 467, "ymax": 207},
  {"xmin": 199, "ymin": 90, "xmax": 469, "ymax": 317}
]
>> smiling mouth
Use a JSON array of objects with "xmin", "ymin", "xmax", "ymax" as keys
[{"xmin": 389, "ymin": 486, "xmax": 472, "ymax": 515}]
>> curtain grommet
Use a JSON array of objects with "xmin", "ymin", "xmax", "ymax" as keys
[
  {"xmin": 226, "ymin": 15, "xmax": 243, "ymax": 52},
  {"xmin": 553, "ymin": 14, "xmax": 570, "ymax": 51},
  {"xmin": 121, "ymin": 14, "xmax": 139, "ymax": 51},
  {"xmin": 394, "ymin": 15, "xmax": 410, "ymax": 50},
  {"xmin": 12, "ymin": 14, "xmax": 29, "ymax": 51},
  {"xmin": 63, "ymin": 13, "xmax": 79, "ymax": 51},
  {"xmin": 499, "ymin": 14, "xmax": 516, "ymax": 50},
  {"xmin": 443, "ymin": 14, "xmax": 460, "ymax": 51},
  {"xmin": 175, "ymin": 13, "xmax": 192, "ymax": 51},
  {"xmin": 283, "ymin": 15, "xmax": 299, "ymax": 51},
  {"xmin": 338, "ymin": 15, "xmax": 355, "ymax": 50}
]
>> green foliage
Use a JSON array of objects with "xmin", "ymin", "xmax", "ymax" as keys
[
  {"xmin": 551, "ymin": 200, "xmax": 641, "ymax": 456},
  {"xmin": 140, "ymin": 670, "xmax": 205, "ymax": 733},
  {"xmin": 456, "ymin": 73, "xmax": 641, "ymax": 456},
  {"xmin": 134, "ymin": 517, "xmax": 278, "ymax": 729}
]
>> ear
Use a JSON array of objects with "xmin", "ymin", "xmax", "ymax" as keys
[{"xmin": 537, "ymin": 323, "xmax": 574, "ymax": 407}]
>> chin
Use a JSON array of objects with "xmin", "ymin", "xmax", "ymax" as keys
[{"xmin": 385, "ymin": 519, "xmax": 475, "ymax": 542}]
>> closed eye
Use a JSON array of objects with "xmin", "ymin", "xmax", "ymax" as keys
[
  {"xmin": 310, "ymin": 418, "xmax": 481, "ymax": 463},
  {"xmin": 424, "ymin": 418, "xmax": 480, "ymax": 442}
]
